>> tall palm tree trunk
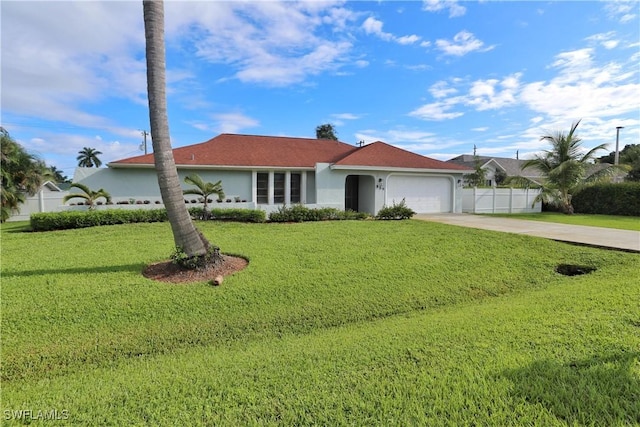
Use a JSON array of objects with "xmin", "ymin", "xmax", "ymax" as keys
[{"xmin": 143, "ymin": 0, "xmax": 213, "ymax": 261}]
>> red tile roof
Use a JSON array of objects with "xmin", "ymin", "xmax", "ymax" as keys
[
  {"xmin": 110, "ymin": 134, "xmax": 356, "ymax": 168},
  {"xmin": 109, "ymin": 134, "xmax": 470, "ymax": 171},
  {"xmin": 334, "ymin": 141, "xmax": 469, "ymax": 171}
]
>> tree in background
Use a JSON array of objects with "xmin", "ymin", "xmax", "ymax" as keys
[
  {"xmin": 316, "ymin": 123, "xmax": 338, "ymax": 140},
  {"xmin": 596, "ymin": 144, "xmax": 639, "ymax": 165},
  {"xmin": 183, "ymin": 174, "xmax": 225, "ymax": 211},
  {"xmin": 62, "ymin": 183, "xmax": 111, "ymax": 209},
  {"xmin": 1, "ymin": 127, "xmax": 49, "ymax": 222},
  {"xmin": 48, "ymin": 165, "xmax": 71, "ymax": 183},
  {"xmin": 77, "ymin": 147, "xmax": 103, "ymax": 168},
  {"xmin": 143, "ymin": 0, "xmax": 218, "ymax": 268},
  {"xmin": 520, "ymin": 120, "xmax": 609, "ymax": 214},
  {"xmin": 465, "ymin": 156, "xmax": 487, "ymax": 187},
  {"xmin": 624, "ymin": 146, "xmax": 640, "ymax": 181}
]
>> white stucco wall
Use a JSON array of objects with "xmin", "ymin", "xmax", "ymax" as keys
[
  {"xmin": 67, "ymin": 165, "xmax": 465, "ymax": 216},
  {"xmin": 73, "ymin": 167, "xmax": 252, "ymax": 203}
]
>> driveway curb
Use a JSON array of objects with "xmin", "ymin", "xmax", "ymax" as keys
[{"xmin": 415, "ymin": 214, "xmax": 640, "ymax": 253}]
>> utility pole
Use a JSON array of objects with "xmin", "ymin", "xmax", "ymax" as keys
[
  {"xmin": 473, "ymin": 144, "xmax": 477, "ymax": 156},
  {"xmin": 140, "ymin": 130, "xmax": 149, "ymax": 154},
  {"xmin": 614, "ymin": 126, "xmax": 624, "ymax": 165}
]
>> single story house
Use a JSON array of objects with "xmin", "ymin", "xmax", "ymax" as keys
[
  {"xmin": 447, "ymin": 155, "xmax": 544, "ymax": 187},
  {"xmin": 72, "ymin": 133, "xmax": 472, "ymax": 215},
  {"xmin": 447, "ymin": 154, "xmax": 623, "ymax": 187}
]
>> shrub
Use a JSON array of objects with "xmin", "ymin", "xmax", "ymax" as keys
[
  {"xmin": 376, "ymin": 199, "xmax": 416, "ymax": 220},
  {"xmin": 268, "ymin": 205, "xmax": 370, "ymax": 222},
  {"xmin": 572, "ymin": 182, "xmax": 640, "ymax": 216},
  {"xmin": 188, "ymin": 207, "xmax": 266, "ymax": 223},
  {"xmin": 170, "ymin": 243, "xmax": 220, "ymax": 270},
  {"xmin": 30, "ymin": 209, "xmax": 169, "ymax": 231}
]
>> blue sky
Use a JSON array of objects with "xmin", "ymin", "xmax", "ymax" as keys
[{"xmin": 2, "ymin": 0, "xmax": 639, "ymax": 178}]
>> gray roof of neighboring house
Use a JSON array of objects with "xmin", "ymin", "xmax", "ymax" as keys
[
  {"xmin": 447, "ymin": 155, "xmax": 543, "ymax": 180},
  {"xmin": 447, "ymin": 154, "xmax": 623, "ymax": 181}
]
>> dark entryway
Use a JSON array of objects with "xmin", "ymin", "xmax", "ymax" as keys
[{"xmin": 345, "ymin": 175, "xmax": 359, "ymax": 211}]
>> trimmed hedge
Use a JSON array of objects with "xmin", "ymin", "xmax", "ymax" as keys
[
  {"xmin": 30, "ymin": 209, "xmax": 169, "ymax": 231},
  {"xmin": 572, "ymin": 182, "xmax": 640, "ymax": 216},
  {"xmin": 268, "ymin": 205, "xmax": 370, "ymax": 222},
  {"xmin": 188, "ymin": 207, "xmax": 266, "ymax": 223}
]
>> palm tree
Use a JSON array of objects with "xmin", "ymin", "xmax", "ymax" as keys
[
  {"xmin": 48, "ymin": 165, "xmax": 70, "ymax": 183},
  {"xmin": 520, "ymin": 120, "xmax": 609, "ymax": 214},
  {"xmin": 1, "ymin": 128, "xmax": 48, "ymax": 222},
  {"xmin": 62, "ymin": 183, "xmax": 111, "ymax": 209},
  {"xmin": 77, "ymin": 147, "xmax": 103, "ymax": 168},
  {"xmin": 143, "ymin": 0, "xmax": 217, "ymax": 267},
  {"xmin": 183, "ymin": 174, "xmax": 225, "ymax": 211}
]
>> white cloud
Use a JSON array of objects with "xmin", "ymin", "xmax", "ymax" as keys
[
  {"xmin": 212, "ymin": 113, "xmax": 260, "ymax": 134},
  {"xmin": 411, "ymin": 38, "xmax": 639, "ymax": 131},
  {"xmin": 472, "ymin": 127, "xmax": 489, "ymax": 132},
  {"xmin": 362, "ymin": 16, "xmax": 421, "ymax": 45},
  {"xmin": 332, "ymin": 113, "xmax": 361, "ymax": 120},
  {"xmin": 521, "ymin": 48, "xmax": 640, "ymax": 119},
  {"xmin": 331, "ymin": 113, "xmax": 362, "ymax": 126},
  {"xmin": 1, "ymin": 1, "xmax": 146, "ymax": 126},
  {"xmin": 362, "ymin": 17, "xmax": 393, "ymax": 41},
  {"xmin": 169, "ymin": 1, "xmax": 356, "ymax": 87},
  {"xmin": 435, "ymin": 31, "xmax": 494, "ymax": 56},
  {"xmin": 422, "ymin": 0, "xmax": 466, "ymax": 18},
  {"xmin": 466, "ymin": 74, "xmax": 521, "ymax": 111},
  {"xmin": 409, "ymin": 100, "xmax": 464, "ymax": 121},
  {"xmin": 429, "ymin": 81, "xmax": 458, "ymax": 98},
  {"xmin": 586, "ymin": 31, "xmax": 621, "ymax": 49},
  {"xmin": 396, "ymin": 35, "xmax": 421, "ymax": 45},
  {"xmin": 604, "ymin": 1, "xmax": 637, "ymax": 23}
]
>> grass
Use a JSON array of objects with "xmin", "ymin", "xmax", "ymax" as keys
[
  {"xmin": 1, "ymin": 219, "xmax": 639, "ymax": 425},
  {"xmin": 485, "ymin": 212, "xmax": 640, "ymax": 231}
]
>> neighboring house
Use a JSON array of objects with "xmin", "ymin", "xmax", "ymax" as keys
[
  {"xmin": 447, "ymin": 155, "xmax": 544, "ymax": 187},
  {"xmin": 7, "ymin": 181, "xmax": 69, "ymax": 222},
  {"xmin": 447, "ymin": 154, "xmax": 621, "ymax": 187},
  {"xmin": 73, "ymin": 133, "xmax": 472, "ymax": 215}
]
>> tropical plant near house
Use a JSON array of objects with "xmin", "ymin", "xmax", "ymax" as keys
[
  {"xmin": 1, "ymin": 127, "xmax": 49, "ymax": 222},
  {"xmin": 77, "ymin": 147, "xmax": 103, "ymax": 168},
  {"xmin": 517, "ymin": 120, "xmax": 609, "ymax": 214},
  {"xmin": 183, "ymin": 174, "xmax": 224, "ymax": 212},
  {"xmin": 63, "ymin": 183, "xmax": 111, "ymax": 210},
  {"xmin": 143, "ymin": 0, "xmax": 218, "ymax": 269}
]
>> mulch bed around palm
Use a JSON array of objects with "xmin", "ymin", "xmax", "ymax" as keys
[{"xmin": 142, "ymin": 255, "xmax": 248, "ymax": 284}]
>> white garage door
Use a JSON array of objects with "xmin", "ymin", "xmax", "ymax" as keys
[{"xmin": 387, "ymin": 175, "xmax": 452, "ymax": 213}]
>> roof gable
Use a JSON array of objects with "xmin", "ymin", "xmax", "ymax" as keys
[
  {"xmin": 334, "ymin": 141, "xmax": 470, "ymax": 171},
  {"xmin": 447, "ymin": 155, "xmax": 543, "ymax": 178}
]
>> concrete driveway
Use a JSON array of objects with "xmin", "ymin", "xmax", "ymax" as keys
[{"xmin": 415, "ymin": 214, "xmax": 640, "ymax": 253}]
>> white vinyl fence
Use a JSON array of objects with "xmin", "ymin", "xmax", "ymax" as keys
[
  {"xmin": 462, "ymin": 188, "xmax": 542, "ymax": 214},
  {"xmin": 8, "ymin": 188, "xmax": 69, "ymax": 222}
]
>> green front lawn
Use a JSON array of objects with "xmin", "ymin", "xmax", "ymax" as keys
[
  {"xmin": 2, "ymin": 220, "xmax": 639, "ymax": 425},
  {"xmin": 486, "ymin": 212, "xmax": 640, "ymax": 231}
]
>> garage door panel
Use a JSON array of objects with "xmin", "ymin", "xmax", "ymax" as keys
[{"xmin": 387, "ymin": 176, "xmax": 451, "ymax": 213}]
